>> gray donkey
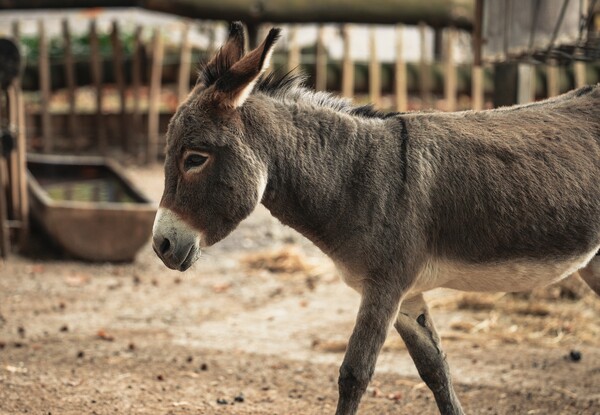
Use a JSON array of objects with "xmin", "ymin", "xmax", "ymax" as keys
[{"xmin": 152, "ymin": 23, "xmax": 600, "ymax": 415}]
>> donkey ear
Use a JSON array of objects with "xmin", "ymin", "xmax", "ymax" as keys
[
  {"xmin": 212, "ymin": 27, "xmax": 281, "ymax": 109},
  {"xmin": 199, "ymin": 21, "xmax": 246, "ymax": 87}
]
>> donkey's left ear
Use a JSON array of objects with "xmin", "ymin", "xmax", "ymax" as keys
[{"xmin": 213, "ymin": 28, "xmax": 281, "ymax": 109}]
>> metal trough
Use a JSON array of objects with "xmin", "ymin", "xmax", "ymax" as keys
[{"xmin": 27, "ymin": 154, "xmax": 157, "ymax": 262}]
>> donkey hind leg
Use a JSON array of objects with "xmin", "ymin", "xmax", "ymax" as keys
[
  {"xmin": 394, "ymin": 294, "xmax": 464, "ymax": 415},
  {"xmin": 579, "ymin": 253, "xmax": 600, "ymax": 296},
  {"xmin": 335, "ymin": 284, "xmax": 403, "ymax": 415}
]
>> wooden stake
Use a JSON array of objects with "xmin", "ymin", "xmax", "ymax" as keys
[
  {"xmin": 287, "ymin": 25, "xmax": 301, "ymax": 72},
  {"xmin": 12, "ymin": 21, "xmax": 28, "ymax": 250},
  {"xmin": 394, "ymin": 24, "xmax": 407, "ymax": 112},
  {"xmin": 38, "ymin": 19, "xmax": 52, "ymax": 152},
  {"xmin": 89, "ymin": 19, "xmax": 106, "ymax": 154},
  {"xmin": 62, "ymin": 18, "xmax": 78, "ymax": 148},
  {"xmin": 419, "ymin": 22, "xmax": 431, "ymax": 109},
  {"xmin": 471, "ymin": 0, "xmax": 484, "ymax": 110},
  {"xmin": 368, "ymin": 27, "xmax": 380, "ymax": 107},
  {"xmin": 111, "ymin": 20, "xmax": 127, "ymax": 152},
  {"xmin": 546, "ymin": 59, "xmax": 559, "ymax": 97},
  {"xmin": 131, "ymin": 25, "xmax": 143, "ymax": 163},
  {"xmin": 177, "ymin": 22, "xmax": 192, "ymax": 104},
  {"xmin": 148, "ymin": 28, "xmax": 164, "ymax": 164},
  {"xmin": 315, "ymin": 25, "xmax": 327, "ymax": 91},
  {"xmin": 443, "ymin": 28, "xmax": 457, "ymax": 111},
  {"xmin": 341, "ymin": 24, "xmax": 354, "ymax": 99}
]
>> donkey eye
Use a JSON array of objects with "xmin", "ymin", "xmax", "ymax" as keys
[{"xmin": 183, "ymin": 152, "xmax": 208, "ymax": 171}]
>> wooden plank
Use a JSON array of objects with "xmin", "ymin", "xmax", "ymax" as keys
[
  {"xmin": 89, "ymin": 19, "xmax": 106, "ymax": 154},
  {"xmin": 110, "ymin": 19, "xmax": 128, "ymax": 152},
  {"xmin": 38, "ymin": 19, "xmax": 53, "ymax": 152},
  {"xmin": 315, "ymin": 25, "xmax": 327, "ymax": 91},
  {"xmin": 131, "ymin": 25, "xmax": 143, "ymax": 164},
  {"xmin": 341, "ymin": 24, "xmax": 354, "ymax": 99},
  {"xmin": 148, "ymin": 28, "xmax": 164, "ymax": 164},
  {"xmin": 177, "ymin": 22, "xmax": 192, "ymax": 104},
  {"xmin": 12, "ymin": 20, "xmax": 28, "ymax": 250},
  {"xmin": 287, "ymin": 25, "xmax": 301, "ymax": 72},
  {"xmin": 62, "ymin": 18, "xmax": 78, "ymax": 148},
  {"xmin": 368, "ymin": 27, "xmax": 380, "ymax": 107},
  {"xmin": 471, "ymin": 0, "xmax": 484, "ymax": 110},
  {"xmin": 0, "ymin": 94, "xmax": 9, "ymax": 257},
  {"xmin": 546, "ymin": 59, "xmax": 559, "ymax": 97},
  {"xmin": 418, "ymin": 22, "xmax": 431, "ymax": 109},
  {"xmin": 443, "ymin": 27, "xmax": 456, "ymax": 111},
  {"xmin": 394, "ymin": 24, "xmax": 407, "ymax": 112}
]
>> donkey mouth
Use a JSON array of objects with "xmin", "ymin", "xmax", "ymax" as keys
[{"xmin": 178, "ymin": 245, "xmax": 200, "ymax": 271}]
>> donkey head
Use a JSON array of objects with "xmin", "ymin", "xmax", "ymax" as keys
[{"xmin": 152, "ymin": 22, "xmax": 281, "ymax": 271}]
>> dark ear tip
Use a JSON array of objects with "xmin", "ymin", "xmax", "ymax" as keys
[
  {"xmin": 265, "ymin": 27, "xmax": 282, "ymax": 46},
  {"xmin": 229, "ymin": 21, "xmax": 245, "ymax": 37}
]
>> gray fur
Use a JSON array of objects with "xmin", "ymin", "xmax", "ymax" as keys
[{"xmin": 153, "ymin": 25, "xmax": 600, "ymax": 415}]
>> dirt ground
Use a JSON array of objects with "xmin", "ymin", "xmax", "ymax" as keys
[{"xmin": 1, "ymin": 164, "xmax": 599, "ymax": 415}]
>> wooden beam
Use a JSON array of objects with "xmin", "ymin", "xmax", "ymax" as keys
[
  {"xmin": 111, "ymin": 19, "xmax": 127, "ymax": 152},
  {"xmin": 443, "ymin": 27, "xmax": 456, "ymax": 111},
  {"xmin": 89, "ymin": 19, "xmax": 106, "ymax": 154},
  {"xmin": 38, "ymin": 19, "xmax": 52, "ymax": 152},
  {"xmin": 315, "ymin": 25, "xmax": 327, "ymax": 91},
  {"xmin": 368, "ymin": 27, "xmax": 380, "ymax": 107},
  {"xmin": 419, "ymin": 22, "xmax": 431, "ymax": 109},
  {"xmin": 131, "ymin": 25, "xmax": 143, "ymax": 163},
  {"xmin": 287, "ymin": 25, "xmax": 301, "ymax": 72},
  {"xmin": 62, "ymin": 18, "xmax": 78, "ymax": 148},
  {"xmin": 341, "ymin": 24, "xmax": 354, "ymax": 99},
  {"xmin": 177, "ymin": 22, "xmax": 192, "ymax": 104},
  {"xmin": 394, "ymin": 24, "xmax": 407, "ymax": 112},
  {"xmin": 148, "ymin": 28, "xmax": 164, "ymax": 164}
]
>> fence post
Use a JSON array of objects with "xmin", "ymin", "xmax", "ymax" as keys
[
  {"xmin": 471, "ymin": 0, "xmax": 484, "ymax": 110},
  {"xmin": 111, "ymin": 20, "xmax": 127, "ymax": 152},
  {"xmin": 38, "ymin": 19, "xmax": 52, "ymax": 153},
  {"xmin": 315, "ymin": 25, "xmax": 327, "ymax": 91},
  {"xmin": 89, "ymin": 19, "xmax": 106, "ymax": 154},
  {"xmin": 341, "ymin": 24, "xmax": 354, "ymax": 99},
  {"xmin": 148, "ymin": 28, "xmax": 164, "ymax": 164},
  {"xmin": 62, "ymin": 18, "xmax": 78, "ymax": 149},
  {"xmin": 368, "ymin": 27, "xmax": 380, "ymax": 107},
  {"xmin": 443, "ymin": 27, "xmax": 457, "ymax": 111},
  {"xmin": 394, "ymin": 24, "xmax": 407, "ymax": 112},
  {"xmin": 12, "ymin": 21, "xmax": 28, "ymax": 250},
  {"xmin": 177, "ymin": 22, "xmax": 192, "ymax": 104},
  {"xmin": 546, "ymin": 59, "xmax": 559, "ymax": 97},
  {"xmin": 131, "ymin": 25, "xmax": 143, "ymax": 163},
  {"xmin": 288, "ymin": 25, "xmax": 301, "ymax": 72},
  {"xmin": 419, "ymin": 22, "xmax": 431, "ymax": 109}
]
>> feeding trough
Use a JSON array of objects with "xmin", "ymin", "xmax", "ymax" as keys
[{"xmin": 27, "ymin": 154, "xmax": 157, "ymax": 262}]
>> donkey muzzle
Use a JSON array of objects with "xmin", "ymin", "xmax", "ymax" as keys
[{"xmin": 152, "ymin": 208, "xmax": 201, "ymax": 271}]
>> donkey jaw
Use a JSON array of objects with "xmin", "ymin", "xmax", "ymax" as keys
[{"xmin": 152, "ymin": 208, "xmax": 202, "ymax": 272}]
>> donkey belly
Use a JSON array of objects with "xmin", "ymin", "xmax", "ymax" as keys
[{"xmin": 414, "ymin": 246, "xmax": 599, "ymax": 293}]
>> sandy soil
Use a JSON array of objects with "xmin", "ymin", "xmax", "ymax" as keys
[{"xmin": 1, "ymin": 164, "xmax": 599, "ymax": 415}]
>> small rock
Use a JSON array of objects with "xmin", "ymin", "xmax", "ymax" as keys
[
  {"xmin": 569, "ymin": 350, "xmax": 582, "ymax": 362},
  {"xmin": 77, "ymin": 351, "xmax": 85, "ymax": 358},
  {"xmin": 216, "ymin": 398, "xmax": 228, "ymax": 405},
  {"xmin": 234, "ymin": 394, "xmax": 244, "ymax": 403},
  {"xmin": 59, "ymin": 325, "xmax": 69, "ymax": 332},
  {"xmin": 17, "ymin": 326, "xmax": 25, "ymax": 338},
  {"xmin": 200, "ymin": 363, "xmax": 208, "ymax": 371},
  {"xmin": 186, "ymin": 356, "xmax": 193, "ymax": 363},
  {"xmin": 128, "ymin": 343, "xmax": 136, "ymax": 351},
  {"xmin": 157, "ymin": 375, "xmax": 164, "ymax": 381}
]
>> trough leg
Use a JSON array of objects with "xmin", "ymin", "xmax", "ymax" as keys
[
  {"xmin": 394, "ymin": 294, "xmax": 464, "ymax": 415},
  {"xmin": 335, "ymin": 283, "xmax": 402, "ymax": 415}
]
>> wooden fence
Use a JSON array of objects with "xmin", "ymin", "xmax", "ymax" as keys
[{"xmin": 9, "ymin": 18, "xmax": 600, "ymax": 164}]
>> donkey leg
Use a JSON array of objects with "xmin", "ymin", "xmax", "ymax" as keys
[
  {"xmin": 335, "ymin": 284, "xmax": 402, "ymax": 415},
  {"xmin": 579, "ymin": 254, "xmax": 600, "ymax": 296},
  {"xmin": 394, "ymin": 294, "xmax": 464, "ymax": 415}
]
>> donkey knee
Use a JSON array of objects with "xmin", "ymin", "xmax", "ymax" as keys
[{"xmin": 338, "ymin": 362, "xmax": 372, "ymax": 398}]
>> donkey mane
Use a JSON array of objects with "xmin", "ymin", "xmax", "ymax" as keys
[{"xmin": 256, "ymin": 70, "xmax": 401, "ymax": 120}]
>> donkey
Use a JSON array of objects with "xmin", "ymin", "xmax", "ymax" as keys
[{"xmin": 152, "ymin": 23, "xmax": 600, "ymax": 415}]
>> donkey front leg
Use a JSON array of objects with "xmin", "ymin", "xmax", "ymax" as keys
[
  {"xmin": 394, "ymin": 294, "xmax": 464, "ymax": 415},
  {"xmin": 335, "ymin": 283, "xmax": 402, "ymax": 415}
]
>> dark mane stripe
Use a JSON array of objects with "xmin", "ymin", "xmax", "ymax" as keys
[{"xmin": 256, "ymin": 69, "xmax": 399, "ymax": 120}]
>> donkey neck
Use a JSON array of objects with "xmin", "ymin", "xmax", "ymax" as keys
[{"xmin": 243, "ymin": 96, "xmax": 407, "ymax": 256}]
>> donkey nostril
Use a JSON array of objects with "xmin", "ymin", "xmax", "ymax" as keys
[{"xmin": 159, "ymin": 237, "xmax": 171, "ymax": 255}]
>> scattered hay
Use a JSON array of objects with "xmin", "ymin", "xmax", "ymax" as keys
[
  {"xmin": 456, "ymin": 293, "xmax": 503, "ymax": 311},
  {"xmin": 311, "ymin": 339, "xmax": 347, "ymax": 353},
  {"xmin": 241, "ymin": 246, "xmax": 313, "ymax": 275}
]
